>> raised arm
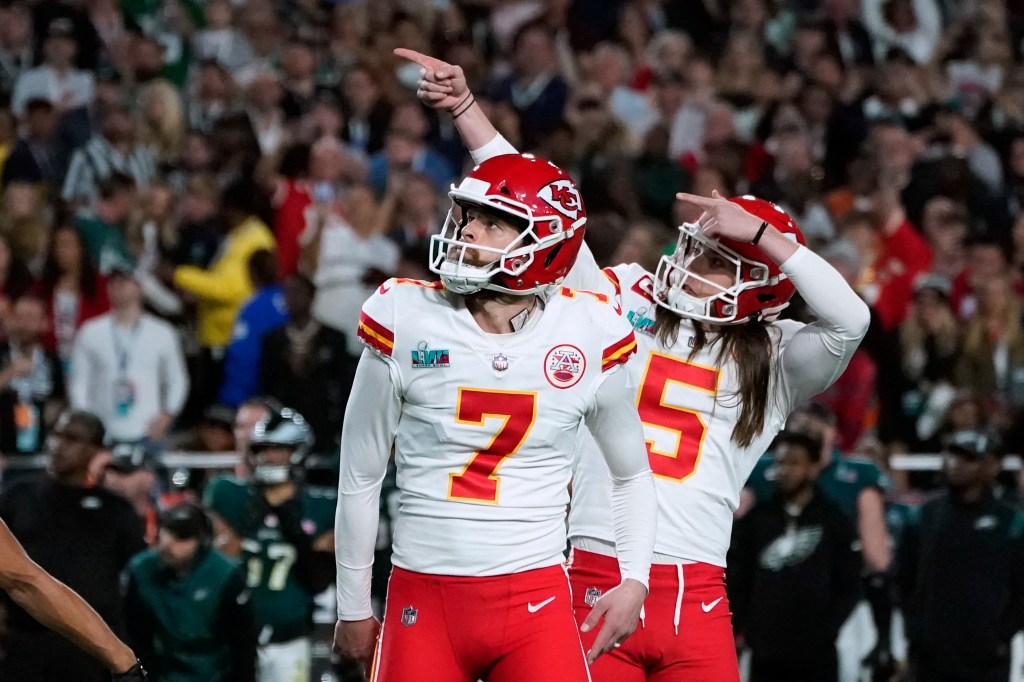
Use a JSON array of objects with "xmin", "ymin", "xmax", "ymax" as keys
[
  {"xmin": 395, "ymin": 47, "xmax": 607, "ymax": 291},
  {"xmin": 676, "ymin": 191, "xmax": 870, "ymax": 403},
  {"xmin": 395, "ymin": 48, "xmax": 503, "ymax": 154}
]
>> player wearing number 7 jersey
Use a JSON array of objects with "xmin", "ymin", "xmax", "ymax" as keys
[
  {"xmin": 399, "ymin": 46, "xmax": 872, "ymax": 681},
  {"xmin": 333, "ymin": 151, "xmax": 658, "ymax": 682}
]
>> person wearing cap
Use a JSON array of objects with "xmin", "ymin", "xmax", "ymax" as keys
[
  {"xmin": 0, "ymin": 410, "xmax": 147, "ymax": 680},
  {"xmin": 203, "ymin": 408, "xmax": 335, "ymax": 680},
  {"xmin": 69, "ymin": 258, "xmax": 189, "ymax": 447},
  {"xmin": 103, "ymin": 442, "xmax": 164, "ymax": 545},
  {"xmin": 10, "ymin": 17, "xmax": 94, "ymax": 118},
  {"xmin": 895, "ymin": 429, "xmax": 1024, "ymax": 682},
  {"xmin": 124, "ymin": 502, "xmax": 257, "ymax": 682}
]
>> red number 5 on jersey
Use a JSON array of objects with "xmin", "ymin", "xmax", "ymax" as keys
[
  {"xmin": 637, "ymin": 353, "xmax": 720, "ymax": 481},
  {"xmin": 448, "ymin": 389, "xmax": 538, "ymax": 504}
]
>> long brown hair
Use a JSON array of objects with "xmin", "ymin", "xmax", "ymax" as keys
[{"xmin": 653, "ymin": 308, "xmax": 776, "ymax": 448}]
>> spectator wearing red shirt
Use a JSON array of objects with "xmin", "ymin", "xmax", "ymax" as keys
[
  {"xmin": 35, "ymin": 225, "xmax": 109, "ymax": 370},
  {"xmin": 840, "ymin": 196, "xmax": 932, "ymax": 332},
  {"xmin": 264, "ymin": 137, "xmax": 365, "ymax": 279}
]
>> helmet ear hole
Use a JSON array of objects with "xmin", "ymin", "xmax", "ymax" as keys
[{"xmin": 544, "ymin": 242, "xmax": 564, "ymax": 268}]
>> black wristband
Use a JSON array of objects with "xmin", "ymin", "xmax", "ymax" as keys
[
  {"xmin": 452, "ymin": 94, "xmax": 475, "ymax": 119},
  {"xmin": 448, "ymin": 91, "xmax": 471, "ymax": 112},
  {"xmin": 751, "ymin": 220, "xmax": 769, "ymax": 245}
]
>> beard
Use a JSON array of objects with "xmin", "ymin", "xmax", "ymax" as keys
[{"xmin": 447, "ymin": 245, "xmax": 494, "ymax": 268}]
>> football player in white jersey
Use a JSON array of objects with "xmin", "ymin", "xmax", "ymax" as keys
[
  {"xmin": 402, "ymin": 48, "xmax": 872, "ymax": 681},
  {"xmin": 332, "ymin": 143, "xmax": 659, "ymax": 679}
]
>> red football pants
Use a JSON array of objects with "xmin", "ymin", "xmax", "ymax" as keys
[
  {"xmin": 570, "ymin": 549, "xmax": 740, "ymax": 682},
  {"xmin": 372, "ymin": 565, "xmax": 591, "ymax": 682}
]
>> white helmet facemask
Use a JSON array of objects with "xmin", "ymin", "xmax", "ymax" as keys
[
  {"xmin": 428, "ymin": 177, "xmax": 578, "ymax": 296},
  {"xmin": 652, "ymin": 220, "xmax": 771, "ymax": 325}
]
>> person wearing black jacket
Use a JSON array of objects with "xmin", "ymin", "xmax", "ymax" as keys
[
  {"xmin": 728, "ymin": 430, "xmax": 861, "ymax": 682},
  {"xmin": 896, "ymin": 429, "xmax": 1024, "ymax": 682},
  {"xmin": 0, "ymin": 410, "xmax": 147, "ymax": 681},
  {"xmin": 259, "ymin": 273, "xmax": 356, "ymax": 455}
]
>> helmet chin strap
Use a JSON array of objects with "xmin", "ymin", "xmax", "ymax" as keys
[{"xmin": 438, "ymin": 260, "xmax": 491, "ymax": 294}]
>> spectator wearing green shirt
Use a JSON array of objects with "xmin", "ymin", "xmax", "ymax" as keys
[
  {"xmin": 73, "ymin": 172, "xmax": 136, "ymax": 272},
  {"xmin": 125, "ymin": 502, "xmax": 257, "ymax": 682}
]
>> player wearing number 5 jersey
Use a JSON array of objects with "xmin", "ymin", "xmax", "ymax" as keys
[
  {"xmin": 333, "ymin": 153, "xmax": 657, "ymax": 682},
  {"xmin": 399, "ymin": 46, "xmax": 872, "ymax": 682}
]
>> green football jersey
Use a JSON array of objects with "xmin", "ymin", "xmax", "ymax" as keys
[
  {"xmin": 204, "ymin": 477, "xmax": 335, "ymax": 641},
  {"xmin": 746, "ymin": 450, "xmax": 887, "ymax": 519}
]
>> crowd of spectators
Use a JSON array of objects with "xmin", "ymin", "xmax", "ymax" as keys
[{"xmin": 0, "ymin": 0, "xmax": 1022, "ymax": 679}]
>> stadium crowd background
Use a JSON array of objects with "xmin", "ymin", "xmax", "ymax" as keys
[{"xmin": 1, "ymin": 0, "xmax": 1024, "ymax": 679}]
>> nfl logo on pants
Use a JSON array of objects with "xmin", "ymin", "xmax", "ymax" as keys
[{"xmin": 401, "ymin": 606, "xmax": 418, "ymax": 626}]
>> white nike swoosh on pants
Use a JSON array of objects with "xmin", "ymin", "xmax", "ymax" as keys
[
  {"xmin": 527, "ymin": 596, "xmax": 556, "ymax": 613},
  {"xmin": 701, "ymin": 597, "xmax": 723, "ymax": 613}
]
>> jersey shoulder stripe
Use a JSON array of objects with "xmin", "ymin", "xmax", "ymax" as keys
[
  {"xmin": 391, "ymin": 278, "xmax": 445, "ymax": 290},
  {"xmin": 602, "ymin": 331, "xmax": 637, "ymax": 372},
  {"xmin": 559, "ymin": 286, "xmax": 610, "ymax": 303},
  {"xmin": 601, "ymin": 267, "xmax": 622, "ymax": 298},
  {"xmin": 358, "ymin": 311, "xmax": 394, "ymax": 357}
]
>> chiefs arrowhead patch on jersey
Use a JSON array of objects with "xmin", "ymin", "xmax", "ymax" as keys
[
  {"xmin": 538, "ymin": 179, "xmax": 583, "ymax": 221},
  {"xmin": 544, "ymin": 344, "xmax": 586, "ymax": 389}
]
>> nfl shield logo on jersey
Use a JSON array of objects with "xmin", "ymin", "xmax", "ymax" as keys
[
  {"xmin": 543, "ymin": 344, "xmax": 586, "ymax": 389},
  {"xmin": 492, "ymin": 353, "xmax": 509, "ymax": 374},
  {"xmin": 584, "ymin": 587, "xmax": 602, "ymax": 607},
  {"xmin": 401, "ymin": 606, "xmax": 418, "ymax": 626}
]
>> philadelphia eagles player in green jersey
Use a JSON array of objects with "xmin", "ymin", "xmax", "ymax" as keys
[{"xmin": 204, "ymin": 407, "xmax": 336, "ymax": 682}]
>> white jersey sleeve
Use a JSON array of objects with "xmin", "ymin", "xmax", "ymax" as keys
[
  {"xmin": 775, "ymin": 245, "xmax": 871, "ymax": 407},
  {"xmin": 583, "ymin": 367, "xmax": 656, "ymax": 587},
  {"xmin": 335, "ymin": 283, "xmax": 405, "ymax": 619},
  {"xmin": 470, "ymin": 133, "xmax": 520, "ymax": 165},
  {"xmin": 335, "ymin": 347, "xmax": 401, "ymax": 619}
]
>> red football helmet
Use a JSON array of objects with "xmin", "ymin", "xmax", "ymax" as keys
[
  {"xmin": 652, "ymin": 196, "xmax": 806, "ymax": 324},
  {"xmin": 429, "ymin": 154, "xmax": 587, "ymax": 295}
]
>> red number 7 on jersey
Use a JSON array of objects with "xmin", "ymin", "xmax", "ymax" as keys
[{"xmin": 448, "ymin": 388, "xmax": 538, "ymax": 504}]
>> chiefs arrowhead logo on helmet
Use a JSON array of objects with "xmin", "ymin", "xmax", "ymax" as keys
[{"xmin": 538, "ymin": 179, "xmax": 582, "ymax": 221}]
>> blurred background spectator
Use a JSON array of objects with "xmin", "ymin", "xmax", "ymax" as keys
[
  {"xmin": 124, "ymin": 501, "xmax": 257, "ymax": 682},
  {"xmin": 69, "ymin": 263, "xmax": 188, "ymax": 448},
  {"xmin": 0, "ymin": 411, "xmax": 145, "ymax": 681}
]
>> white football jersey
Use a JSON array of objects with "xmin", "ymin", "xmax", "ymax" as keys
[
  {"xmin": 568, "ymin": 260, "xmax": 862, "ymax": 567},
  {"xmin": 357, "ymin": 278, "xmax": 637, "ymax": 576}
]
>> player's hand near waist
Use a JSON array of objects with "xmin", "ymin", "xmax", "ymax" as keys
[
  {"xmin": 334, "ymin": 617, "xmax": 381, "ymax": 675},
  {"xmin": 579, "ymin": 578, "xmax": 647, "ymax": 664}
]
